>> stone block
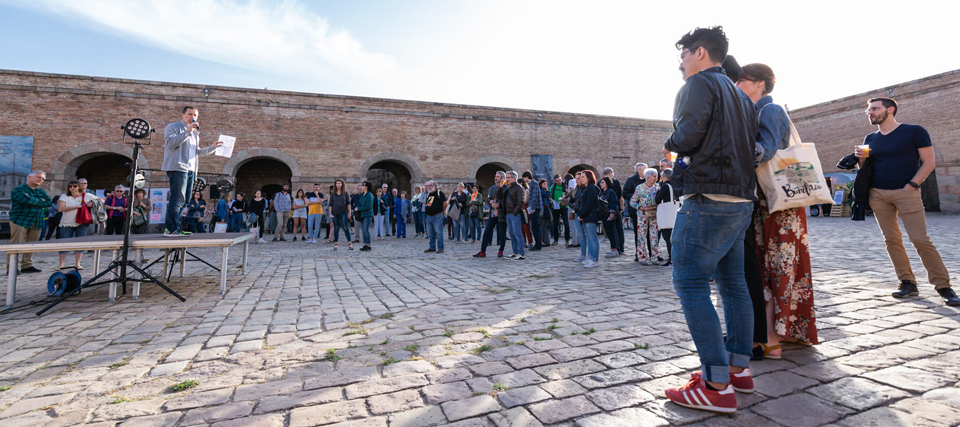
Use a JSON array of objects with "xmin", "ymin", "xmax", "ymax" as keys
[
  {"xmin": 528, "ymin": 395, "xmax": 600, "ymax": 424},
  {"xmin": 496, "ymin": 386, "xmax": 552, "ymax": 408},
  {"xmin": 441, "ymin": 395, "xmax": 502, "ymax": 422},
  {"xmin": 584, "ymin": 384, "xmax": 654, "ymax": 411},
  {"xmin": 422, "ymin": 381, "xmax": 472, "ymax": 405},
  {"xmin": 367, "ymin": 389, "xmax": 424, "ymax": 415}
]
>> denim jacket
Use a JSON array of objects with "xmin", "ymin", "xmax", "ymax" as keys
[{"xmin": 755, "ymin": 95, "xmax": 791, "ymax": 164}]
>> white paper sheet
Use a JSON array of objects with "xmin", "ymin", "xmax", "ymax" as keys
[{"xmin": 215, "ymin": 135, "xmax": 236, "ymax": 157}]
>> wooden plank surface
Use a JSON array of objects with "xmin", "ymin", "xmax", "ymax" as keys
[{"xmin": 0, "ymin": 233, "xmax": 254, "ymax": 254}]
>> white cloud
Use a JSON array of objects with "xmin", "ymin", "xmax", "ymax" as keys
[{"xmin": 15, "ymin": 0, "xmax": 397, "ymax": 87}]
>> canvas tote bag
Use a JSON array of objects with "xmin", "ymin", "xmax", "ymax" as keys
[
  {"xmin": 656, "ymin": 183, "xmax": 678, "ymax": 229},
  {"xmin": 756, "ymin": 110, "xmax": 834, "ymax": 213}
]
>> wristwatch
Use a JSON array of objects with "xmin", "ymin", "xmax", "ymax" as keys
[{"xmin": 908, "ymin": 181, "xmax": 921, "ymax": 189}]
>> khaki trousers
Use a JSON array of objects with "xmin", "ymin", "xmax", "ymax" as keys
[
  {"xmin": 273, "ymin": 211, "xmax": 290, "ymax": 240},
  {"xmin": 10, "ymin": 223, "xmax": 42, "ymax": 270},
  {"xmin": 870, "ymin": 188, "xmax": 951, "ymax": 289}
]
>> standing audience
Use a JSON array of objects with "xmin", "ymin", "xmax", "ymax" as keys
[
  {"xmin": 629, "ymin": 169, "xmax": 661, "ymax": 265},
  {"xmin": 9, "ymin": 171, "xmax": 51, "ymax": 273},
  {"xmin": 56, "ymin": 180, "xmax": 93, "ymax": 270}
]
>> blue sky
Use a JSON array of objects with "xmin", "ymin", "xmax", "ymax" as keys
[{"xmin": 1, "ymin": 0, "xmax": 956, "ymax": 120}]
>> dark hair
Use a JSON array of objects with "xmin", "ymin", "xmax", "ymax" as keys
[
  {"xmin": 868, "ymin": 97, "xmax": 898, "ymax": 117},
  {"xmin": 193, "ymin": 191, "xmax": 205, "ymax": 202},
  {"xmin": 237, "ymin": 192, "xmax": 245, "ymax": 198},
  {"xmin": 521, "ymin": 170, "xmax": 533, "ymax": 179},
  {"xmin": 182, "ymin": 106, "xmax": 196, "ymax": 114},
  {"xmin": 722, "ymin": 55, "xmax": 741, "ymax": 82},
  {"xmin": 66, "ymin": 180, "xmax": 81, "ymax": 196},
  {"xmin": 538, "ymin": 178, "xmax": 548, "ymax": 188},
  {"xmin": 363, "ymin": 181, "xmax": 374, "ymax": 192},
  {"xmin": 662, "ymin": 168, "xmax": 674, "ymax": 180},
  {"xmin": 583, "ymin": 170, "xmax": 597, "ymax": 185},
  {"xmin": 563, "ymin": 173, "xmax": 574, "ymax": 181},
  {"xmin": 740, "ymin": 63, "xmax": 776, "ymax": 96},
  {"xmin": 676, "ymin": 26, "xmax": 728, "ymax": 64},
  {"xmin": 135, "ymin": 188, "xmax": 147, "ymax": 196},
  {"xmin": 601, "ymin": 176, "xmax": 613, "ymax": 189}
]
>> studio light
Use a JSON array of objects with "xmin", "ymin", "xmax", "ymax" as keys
[
  {"xmin": 216, "ymin": 178, "xmax": 235, "ymax": 193},
  {"xmin": 123, "ymin": 118, "xmax": 153, "ymax": 139},
  {"xmin": 193, "ymin": 176, "xmax": 207, "ymax": 193}
]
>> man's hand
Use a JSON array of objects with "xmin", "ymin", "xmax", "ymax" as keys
[
  {"xmin": 188, "ymin": 121, "xmax": 200, "ymax": 131},
  {"xmin": 662, "ymin": 147, "xmax": 672, "ymax": 161},
  {"xmin": 212, "ymin": 141, "xmax": 224, "ymax": 148},
  {"xmin": 854, "ymin": 145, "xmax": 867, "ymax": 158},
  {"xmin": 903, "ymin": 183, "xmax": 918, "ymax": 192}
]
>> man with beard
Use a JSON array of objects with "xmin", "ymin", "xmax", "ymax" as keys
[
  {"xmin": 856, "ymin": 98, "xmax": 958, "ymax": 306},
  {"xmin": 475, "ymin": 171, "xmax": 508, "ymax": 258}
]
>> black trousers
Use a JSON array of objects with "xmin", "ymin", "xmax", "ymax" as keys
[
  {"xmin": 660, "ymin": 228, "xmax": 673, "ymax": 262},
  {"xmin": 480, "ymin": 215, "xmax": 506, "ymax": 253},
  {"xmin": 627, "ymin": 208, "xmax": 639, "ymax": 259},
  {"xmin": 552, "ymin": 207, "xmax": 569, "ymax": 242},
  {"xmin": 105, "ymin": 216, "xmax": 126, "ymax": 235},
  {"xmin": 743, "ymin": 206, "xmax": 767, "ymax": 343},
  {"xmin": 602, "ymin": 215, "xmax": 622, "ymax": 253}
]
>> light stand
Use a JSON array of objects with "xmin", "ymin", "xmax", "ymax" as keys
[{"xmin": 37, "ymin": 119, "xmax": 185, "ymax": 316}]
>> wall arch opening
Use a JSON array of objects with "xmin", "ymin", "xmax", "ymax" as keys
[
  {"xmin": 75, "ymin": 154, "xmax": 132, "ymax": 194},
  {"xmin": 473, "ymin": 162, "xmax": 511, "ymax": 195},
  {"xmin": 366, "ymin": 160, "xmax": 412, "ymax": 195},
  {"xmin": 567, "ymin": 164, "xmax": 600, "ymax": 179},
  {"xmin": 235, "ymin": 158, "xmax": 292, "ymax": 202}
]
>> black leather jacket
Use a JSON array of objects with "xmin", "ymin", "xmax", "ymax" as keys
[
  {"xmin": 665, "ymin": 67, "xmax": 758, "ymax": 201},
  {"xmin": 622, "ymin": 173, "xmax": 643, "ymax": 215}
]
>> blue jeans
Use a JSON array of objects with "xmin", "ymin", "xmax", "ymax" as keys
[
  {"xmin": 468, "ymin": 215, "xmax": 482, "ymax": 240},
  {"xmin": 396, "ymin": 214, "xmax": 406, "ymax": 237},
  {"xmin": 413, "ymin": 211, "xmax": 424, "ymax": 234},
  {"xmin": 426, "ymin": 214, "xmax": 444, "ymax": 250},
  {"xmin": 165, "ymin": 170, "xmax": 194, "ymax": 232},
  {"xmin": 58, "ymin": 225, "xmax": 89, "ymax": 254},
  {"xmin": 230, "ymin": 213, "xmax": 244, "ymax": 232},
  {"xmin": 361, "ymin": 216, "xmax": 372, "ymax": 245},
  {"xmin": 308, "ymin": 213, "xmax": 323, "ymax": 239},
  {"xmin": 452, "ymin": 214, "xmax": 464, "ymax": 240},
  {"xmin": 574, "ymin": 220, "xmax": 587, "ymax": 257},
  {"xmin": 332, "ymin": 213, "xmax": 351, "ymax": 242},
  {"xmin": 507, "ymin": 213, "xmax": 524, "ymax": 256},
  {"xmin": 582, "ymin": 221, "xmax": 599, "ymax": 262},
  {"xmin": 672, "ymin": 196, "xmax": 754, "ymax": 384},
  {"xmin": 530, "ymin": 209, "xmax": 542, "ymax": 248}
]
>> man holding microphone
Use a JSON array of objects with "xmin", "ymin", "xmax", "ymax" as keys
[{"xmin": 162, "ymin": 106, "xmax": 221, "ymax": 237}]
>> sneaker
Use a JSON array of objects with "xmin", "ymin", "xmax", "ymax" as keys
[
  {"xmin": 20, "ymin": 266, "xmax": 42, "ymax": 274},
  {"xmin": 691, "ymin": 369, "xmax": 755, "ymax": 394},
  {"xmin": 584, "ymin": 260, "xmax": 598, "ymax": 268},
  {"xmin": 497, "ymin": 251, "xmax": 504, "ymax": 258},
  {"xmin": 163, "ymin": 229, "xmax": 190, "ymax": 237},
  {"xmin": 937, "ymin": 288, "xmax": 960, "ymax": 306},
  {"xmin": 509, "ymin": 254, "xmax": 518, "ymax": 258},
  {"xmin": 574, "ymin": 255, "xmax": 586, "ymax": 262},
  {"xmin": 514, "ymin": 255, "xmax": 525, "ymax": 260},
  {"xmin": 473, "ymin": 252, "xmax": 486, "ymax": 258},
  {"xmin": 293, "ymin": 236, "xmax": 298, "ymax": 242},
  {"xmin": 436, "ymin": 249, "xmax": 444, "ymax": 253},
  {"xmin": 605, "ymin": 250, "xmax": 619, "ymax": 258},
  {"xmin": 661, "ymin": 261, "xmax": 673, "ymax": 267},
  {"xmin": 639, "ymin": 260, "xmax": 653, "ymax": 266},
  {"xmin": 258, "ymin": 238, "xmax": 267, "ymax": 243},
  {"xmin": 360, "ymin": 245, "xmax": 372, "ymax": 252},
  {"xmin": 665, "ymin": 376, "xmax": 737, "ymax": 413},
  {"xmin": 425, "ymin": 249, "xmax": 436, "ymax": 253},
  {"xmin": 892, "ymin": 280, "xmax": 919, "ymax": 298}
]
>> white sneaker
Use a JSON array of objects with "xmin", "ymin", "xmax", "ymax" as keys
[
  {"xmin": 574, "ymin": 255, "xmax": 586, "ymax": 262},
  {"xmin": 585, "ymin": 260, "xmax": 599, "ymax": 268},
  {"xmin": 257, "ymin": 238, "xmax": 267, "ymax": 243},
  {"xmin": 605, "ymin": 250, "xmax": 619, "ymax": 258}
]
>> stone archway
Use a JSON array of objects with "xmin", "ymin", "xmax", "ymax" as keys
[
  {"xmin": 223, "ymin": 147, "xmax": 302, "ymax": 179},
  {"xmin": 359, "ymin": 152, "xmax": 423, "ymax": 195},
  {"xmin": 470, "ymin": 155, "xmax": 520, "ymax": 195},
  {"xmin": 565, "ymin": 158, "xmax": 600, "ymax": 179},
  {"xmin": 51, "ymin": 142, "xmax": 150, "ymax": 194}
]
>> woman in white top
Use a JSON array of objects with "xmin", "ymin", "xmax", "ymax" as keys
[
  {"xmin": 292, "ymin": 189, "xmax": 309, "ymax": 241},
  {"xmin": 57, "ymin": 180, "xmax": 94, "ymax": 270}
]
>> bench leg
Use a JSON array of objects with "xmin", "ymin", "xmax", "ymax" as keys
[
  {"xmin": 220, "ymin": 247, "xmax": 228, "ymax": 294},
  {"xmin": 6, "ymin": 254, "xmax": 17, "ymax": 309}
]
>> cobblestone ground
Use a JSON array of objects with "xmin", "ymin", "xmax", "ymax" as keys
[{"xmin": 1, "ymin": 214, "xmax": 959, "ymax": 426}]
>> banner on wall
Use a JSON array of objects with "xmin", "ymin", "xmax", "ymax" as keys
[
  {"xmin": 150, "ymin": 188, "xmax": 168, "ymax": 224},
  {"xmin": 0, "ymin": 136, "xmax": 34, "ymax": 221}
]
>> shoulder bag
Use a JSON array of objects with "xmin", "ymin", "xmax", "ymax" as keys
[
  {"xmin": 756, "ymin": 109, "xmax": 834, "ymax": 213},
  {"xmin": 656, "ymin": 183, "xmax": 678, "ymax": 229},
  {"xmin": 76, "ymin": 194, "xmax": 93, "ymax": 225}
]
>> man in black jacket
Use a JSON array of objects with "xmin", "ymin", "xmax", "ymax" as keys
[
  {"xmin": 660, "ymin": 26, "xmax": 759, "ymax": 414},
  {"xmin": 503, "ymin": 172, "xmax": 526, "ymax": 260},
  {"xmin": 621, "ymin": 163, "xmax": 646, "ymax": 261},
  {"xmin": 475, "ymin": 171, "xmax": 508, "ymax": 258},
  {"xmin": 602, "ymin": 167, "xmax": 624, "ymax": 254}
]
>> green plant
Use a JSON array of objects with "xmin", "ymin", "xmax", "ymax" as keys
[
  {"xmin": 408, "ymin": 356, "xmax": 423, "ymax": 361},
  {"xmin": 635, "ymin": 343, "xmax": 649, "ymax": 349},
  {"xmin": 324, "ymin": 348, "xmax": 341, "ymax": 362},
  {"xmin": 382, "ymin": 357, "xmax": 400, "ymax": 365},
  {"xmin": 492, "ymin": 383, "xmax": 510, "ymax": 392},
  {"xmin": 534, "ymin": 337, "xmax": 552, "ymax": 341},
  {"xmin": 380, "ymin": 339, "xmax": 390, "ymax": 345},
  {"xmin": 110, "ymin": 361, "xmax": 128, "ymax": 369},
  {"xmin": 551, "ymin": 318, "xmax": 558, "ymax": 323},
  {"xmin": 473, "ymin": 345, "xmax": 493, "ymax": 354},
  {"xmin": 476, "ymin": 329, "xmax": 490, "ymax": 338},
  {"xmin": 108, "ymin": 396, "xmax": 132, "ymax": 404},
  {"xmin": 472, "ymin": 391, "xmax": 485, "ymax": 397},
  {"xmin": 0, "ymin": 386, "xmax": 10, "ymax": 392},
  {"xmin": 404, "ymin": 344, "xmax": 419, "ymax": 352},
  {"xmin": 169, "ymin": 380, "xmax": 199, "ymax": 392},
  {"xmin": 615, "ymin": 326, "xmax": 622, "ymax": 331},
  {"xmin": 547, "ymin": 324, "xmax": 558, "ymax": 331},
  {"xmin": 520, "ymin": 318, "xmax": 527, "ymax": 322},
  {"xmin": 380, "ymin": 313, "xmax": 394, "ymax": 319},
  {"xmin": 570, "ymin": 331, "xmax": 578, "ymax": 335},
  {"xmin": 582, "ymin": 327, "xmax": 596, "ymax": 336},
  {"xmin": 443, "ymin": 330, "xmax": 453, "ymax": 337}
]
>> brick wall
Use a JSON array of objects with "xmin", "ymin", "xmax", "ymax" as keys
[{"xmin": 791, "ymin": 70, "xmax": 960, "ymax": 213}]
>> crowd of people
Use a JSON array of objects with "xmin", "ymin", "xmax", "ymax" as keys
[{"xmin": 7, "ymin": 26, "xmax": 957, "ymax": 417}]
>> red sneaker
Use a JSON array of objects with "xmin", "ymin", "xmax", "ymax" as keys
[
  {"xmin": 665, "ymin": 376, "xmax": 737, "ymax": 413},
  {"xmin": 691, "ymin": 368, "xmax": 754, "ymax": 394}
]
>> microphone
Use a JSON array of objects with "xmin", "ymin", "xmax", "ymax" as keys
[{"xmin": 191, "ymin": 118, "xmax": 200, "ymax": 130}]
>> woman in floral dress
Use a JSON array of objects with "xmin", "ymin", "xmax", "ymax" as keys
[
  {"xmin": 629, "ymin": 168, "xmax": 660, "ymax": 265},
  {"xmin": 737, "ymin": 63, "xmax": 818, "ymax": 356}
]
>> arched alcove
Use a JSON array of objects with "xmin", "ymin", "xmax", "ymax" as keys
[
  {"xmin": 51, "ymin": 142, "xmax": 149, "ymax": 194},
  {"xmin": 235, "ymin": 158, "xmax": 293, "ymax": 202},
  {"xmin": 359, "ymin": 152, "xmax": 423, "ymax": 195}
]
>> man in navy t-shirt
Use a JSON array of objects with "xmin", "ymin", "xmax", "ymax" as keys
[{"xmin": 855, "ymin": 97, "xmax": 958, "ymax": 306}]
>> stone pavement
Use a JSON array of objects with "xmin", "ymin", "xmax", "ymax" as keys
[{"xmin": 1, "ymin": 214, "xmax": 958, "ymax": 426}]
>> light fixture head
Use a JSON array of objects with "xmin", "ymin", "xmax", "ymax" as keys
[
  {"xmin": 216, "ymin": 178, "xmax": 235, "ymax": 193},
  {"xmin": 193, "ymin": 176, "xmax": 207, "ymax": 193},
  {"xmin": 122, "ymin": 118, "xmax": 153, "ymax": 139}
]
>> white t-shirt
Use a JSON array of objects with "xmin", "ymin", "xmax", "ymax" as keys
[{"xmin": 59, "ymin": 193, "xmax": 89, "ymax": 227}]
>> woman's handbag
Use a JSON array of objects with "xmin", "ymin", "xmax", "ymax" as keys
[
  {"xmin": 447, "ymin": 200, "xmax": 461, "ymax": 219},
  {"xmin": 76, "ymin": 195, "xmax": 93, "ymax": 224},
  {"xmin": 131, "ymin": 204, "xmax": 148, "ymax": 227},
  {"xmin": 656, "ymin": 183, "xmax": 678, "ymax": 229},
  {"xmin": 756, "ymin": 115, "xmax": 834, "ymax": 213}
]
